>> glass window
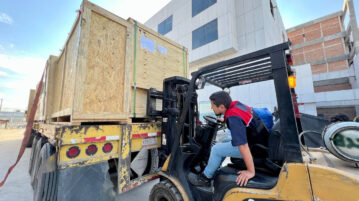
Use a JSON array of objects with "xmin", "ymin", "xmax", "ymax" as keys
[
  {"xmin": 192, "ymin": 0, "xmax": 217, "ymax": 17},
  {"xmin": 158, "ymin": 15, "xmax": 173, "ymax": 35},
  {"xmin": 192, "ymin": 19, "xmax": 218, "ymax": 49},
  {"xmin": 198, "ymin": 101, "xmax": 216, "ymax": 123}
]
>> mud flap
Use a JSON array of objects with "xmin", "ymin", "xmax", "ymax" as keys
[{"xmin": 57, "ymin": 162, "xmax": 116, "ymax": 201}]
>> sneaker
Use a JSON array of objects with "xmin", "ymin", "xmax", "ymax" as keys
[{"xmin": 188, "ymin": 172, "xmax": 211, "ymax": 186}]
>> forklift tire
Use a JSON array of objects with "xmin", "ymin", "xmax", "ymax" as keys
[
  {"xmin": 33, "ymin": 143, "xmax": 58, "ymax": 201},
  {"xmin": 29, "ymin": 135, "xmax": 40, "ymax": 174},
  {"xmin": 149, "ymin": 180, "xmax": 183, "ymax": 201}
]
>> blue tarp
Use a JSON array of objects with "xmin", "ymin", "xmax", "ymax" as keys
[{"xmin": 253, "ymin": 108, "xmax": 274, "ymax": 132}]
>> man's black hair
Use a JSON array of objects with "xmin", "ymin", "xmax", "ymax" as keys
[{"xmin": 209, "ymin": 91, "xmax": 232, "ymax": 109}]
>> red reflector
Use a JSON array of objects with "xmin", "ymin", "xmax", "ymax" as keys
[
  {"xmin": 286, "ymin": 54, "xmax": 293, "ymax": 66},
  {"xmin": 86, "ymin": 144, "xmax": 98, "ymax": 156},
  {"xmin": 67, "ymin": 146, "xmax": 80, "ymax": 158},
  {"xmin": 103, "ymin": 143, "xmax": 113, "ymax": 153}
]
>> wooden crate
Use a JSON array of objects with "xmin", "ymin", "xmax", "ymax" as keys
[
  {"xmin": 49, "ymin": 0, "xmax": 188, "ymax": 123},
  {"xmin": 35, "ymin": 55, "xmax": 58, "ymax": 122},
  {"xmin": 26, "ymin": 89, "xmax": 36, "ymax": 122},
  {"xmin": 43, "ymin": 56, "xmax": 58, "ymax": 121}
]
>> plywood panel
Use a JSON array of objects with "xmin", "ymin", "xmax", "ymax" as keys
[
  {"xmin": 44, "ymin": 56, "xmax": 58, "ymax": 120},
  {"xmin": 26, "ymin": 89, "xmax": 36, "ymax": 121},
  {"xmin": 53, "ymin": 52, "xmax": 65, "ymax": 114},
  {"xmin": 131, "ymin": 88, "xmax": 162, "ymax": 117},
  {"xmin": 61, "ymin": 21, "xmax": 80, "ymax": 111},
  {"xmin": 135, "ymin": 25, "xmax": 187, "ymax": 90},
  {"xmin": 81, "ymin": 11, "xmax": 127, "ymax": 114}
]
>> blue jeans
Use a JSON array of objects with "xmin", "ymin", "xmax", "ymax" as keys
[{"xmin": 203, "ymin": 140, "xmax": 242, "ymax": 179}]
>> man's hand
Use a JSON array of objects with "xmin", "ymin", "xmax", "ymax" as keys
[
  {"xmin": 236, "ymin": 170, "xmax": 255, "ymax": 186},
  {"xmin": 217, "ymin": 117, "xmax": 224, "ymax": 122}
]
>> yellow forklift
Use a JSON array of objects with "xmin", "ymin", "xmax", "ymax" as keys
[{"xmin": 146, "ymin": 42, "xmax": 359, "ymax": 201}]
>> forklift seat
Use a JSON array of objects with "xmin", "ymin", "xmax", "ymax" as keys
[
  {"xmin": 213, "ymin": 166, "xmax": 278, "ymax": 201},
  {"xmin": 213, "ymin": 121, "xmax": 283, "ymax": 199},
  {"xmin": 214, "ymin": 166, "xmax": 278, "ymax": 190}
]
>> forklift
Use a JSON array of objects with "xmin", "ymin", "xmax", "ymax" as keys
[{"xmin": 146, "ymin": 42, "xmax": 359, "ymax": 201}]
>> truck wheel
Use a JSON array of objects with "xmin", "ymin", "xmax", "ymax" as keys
[
  {"xmin": 150, "ymin": 149, "xmax": 159, "ymax": 174},
  {"xmin": 31, "ymin": 137, "xmax": 46, "ymax": 188},
  {"xmin": 149, "ymin": 180, "xmax": 183, "ymax": 201},
  {"xmin": 29, "ymin": 135, "xmax": 40, "ymax": 174},
  {"xmin": 33, "ymin": 143, "xmax": 57, "ymax": 201},
  {"xmin": 26, "ymin": 129, "xmax": 36, "ymax": 147}
]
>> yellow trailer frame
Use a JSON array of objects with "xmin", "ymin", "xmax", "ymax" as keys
[{"xmin": 34, "ymin": 122, "xmax": 162, "ymax": 193}]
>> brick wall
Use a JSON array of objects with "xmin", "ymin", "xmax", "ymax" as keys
[
  {"xmin": 288, "ymin": 16, "xmax": 349, "ymax": 74},
  {"xmin": 317, "ymin": 107, "xmax": 356, "ymax": 120}
]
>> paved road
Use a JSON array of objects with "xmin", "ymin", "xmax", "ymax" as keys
[
  {"xmin": 0, "ymin": 138, "xmax": 157, "ymax": 201},
  {"xmin": 0, "ymin": 139, "xmax": 33, "ymax": 201}
]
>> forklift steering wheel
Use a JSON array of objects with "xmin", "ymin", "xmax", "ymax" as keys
[{"xmin": 203, "ymin": 115, "xmax": 223, "ymax": 127}]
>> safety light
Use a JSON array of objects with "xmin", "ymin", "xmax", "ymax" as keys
[
  {"xmin": 67, "ymin": 146, "xmax": 80, "ymax": 158},
  {"xmin": 286, "ymin": 54, "xmax": 293, "ymax": 66},
  {"xmin": 103, "ymin": 143, "xmax": 113, "ymax": 153},
  {"xmin": 288, "ymin": 75, "xmax": 296, "ymax": 88},
  {"xmin": 86, "ymin": 144, "xmax": 98, "ymax": 156}
]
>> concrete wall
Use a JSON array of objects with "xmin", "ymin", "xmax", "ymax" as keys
[{"xmin": 145, "ymin": 0, "xmax": 287, "ymax": 71}]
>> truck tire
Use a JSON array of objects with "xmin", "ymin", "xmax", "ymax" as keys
[
  {"xmin": 33, "ymin": 143, "xmax": 58, "ymax": 201},
  {"xmin": 150, "ymin": 149, "xmax": 159, "ymax": 174},
  {"xmin": 31, "ymin": 137, "xmax": 46, "ymax": 188},
  {"xmin": 26, "ymin": 129, "xmax": 36, "ymax": 148},
  {"xmin": 149, "ymin": 180, "xmax": 183, "ymax": 201},
  {"xmin": 29, "ymin": 135, "xmax": 40, "ymax": 174}
]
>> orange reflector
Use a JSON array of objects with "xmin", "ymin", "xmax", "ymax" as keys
[{"xmin": 288, "ymin": 75, "xmax": 296, "ymax": 88}]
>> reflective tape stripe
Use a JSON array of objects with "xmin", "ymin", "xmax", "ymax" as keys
[
  {"xmin": 84, "ymin": 136, "xmax": 106, "ymax": 143},
  {"xmin": 67, "ymin": 135, "xmax": 121, "ymax": 144},
  {"xmin": 106, "ymin": 136, "xmax": 120, "ymax": 141},
  {"xmin": 132, "ymin": 132, "xmax": 161, "ymax": 139}
]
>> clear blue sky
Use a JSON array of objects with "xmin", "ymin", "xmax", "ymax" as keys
[
  {"xmin": 0, "ymin": 0, "xmax": 358, "ymax": 110},
  {"xmin": 277, "ymin": 0, "xmax": 359, "ymax": 29}
]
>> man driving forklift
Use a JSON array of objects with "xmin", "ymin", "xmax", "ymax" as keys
[
  {"xmin": 188, "ymin": 91, "xmax": 269, "ymax": 187},
  {"xmin": 148, "ymin": 42, "xmax": 359, "ymax": 201}
]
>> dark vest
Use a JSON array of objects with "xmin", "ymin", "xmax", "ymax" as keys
[
  {"xmin": 225, "ymin": 101, "xmax": 269, "ymax": 158},
  {"xmin": 224, "ymin": 101, "xmax": 253, "ymax": 126}
]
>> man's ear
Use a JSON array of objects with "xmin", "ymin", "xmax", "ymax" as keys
[{"xmin": 219, "ymin": 104, "xmax": 226, "ymax": 111}]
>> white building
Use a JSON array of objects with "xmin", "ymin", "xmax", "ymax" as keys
[
  {"xmin": 145, "ymin": 0, "xmax": 316, "ymax": 115},
  {"xmin": 145, "ymin": 0, "xmax": 287, "ymax": 71}
]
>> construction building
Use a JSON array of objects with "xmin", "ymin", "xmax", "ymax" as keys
[
  {"xmin": 287, "ymin": 0, "xmax": 359, "ymax": 120},
  {"xmin": 145, "ymin": 0, "xmax": 318, "ymax": 116}
]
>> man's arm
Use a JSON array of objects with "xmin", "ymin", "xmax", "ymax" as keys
[{"xmin": 236, "ymin": 143, "xmax": 255, "ymax": 186}]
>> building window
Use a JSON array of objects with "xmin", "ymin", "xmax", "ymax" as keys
[
  {"xmin": 192, "ymin": 19, "xmax": 218, "ymax": 49},
  {"xmin": 192, "ymin": 0, "xmax": 217, "ymax": 17},
  {"xmin": 158, "ymin": 15, "xmax": 173, "ymax": 35}
]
